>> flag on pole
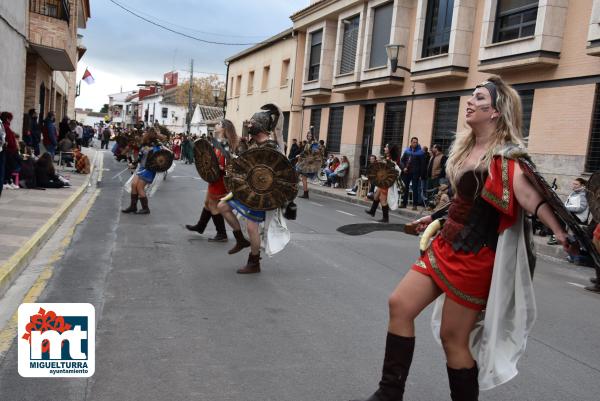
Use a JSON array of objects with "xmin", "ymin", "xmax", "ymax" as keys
[{"xmin": 82, "ymin": 68, "xmax": 95, "ymax": 85}]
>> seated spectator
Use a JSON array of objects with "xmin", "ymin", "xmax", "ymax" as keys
[
  {"xmin": 326, "ymin": 155, "xmax": 349, "ymax": 187},
  {"xmin": 58, "ymin": 133, "xmax": 76, "ymax": 166},
  {"xmin": 347, "ymin": 154, "xmax": 377, "ymax": 196},
  {"xmin": 35, "ymin": 153, "xmax": 70, "ymax": 188}
]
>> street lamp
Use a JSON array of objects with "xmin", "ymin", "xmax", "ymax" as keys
[
  {"xmin": 385, "ymin": 44, "xmax": 411, "ymax": 73},
  {"xmin": 212, "ymin": 86, "xmax": 220, "ymax": 107}
]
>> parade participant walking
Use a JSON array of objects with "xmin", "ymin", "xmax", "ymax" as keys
[
  {"xmin": 296, "ymin": 130, "xmax": 324, "ymax": 199},
  {"xmin": 186, "ymin": 119, "xmax": 239, "ymax": 242},
  {"xmin": 217, "ymin": 105, "xmax": 293, "ymax": 274},
  {"xmin": 121, "ymin": 128, "xmax": 164, "ymax": 215},
  {"xmin": 350, "ymin": 76, "xmax": 571, "ymax": 401},
  {"xmin": 365, "ymin": 144, "xmax": 400, "ymax": 223}
]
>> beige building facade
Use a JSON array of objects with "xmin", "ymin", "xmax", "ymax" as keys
[
  {"xmin": 24, "ymin": 0, "xmax": 91, "ymax": 124},
  {"xmin": 285, "ymin": 0, "xmax": 600, "ymax": 192},
  {"xmin": 225, "ymin": 29, "xmax": 305, "ymax": 151}
]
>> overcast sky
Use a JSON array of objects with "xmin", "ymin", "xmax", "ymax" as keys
[{"xmin": 75, "ymin": 0, "xmax": 307, "ymax": 112}]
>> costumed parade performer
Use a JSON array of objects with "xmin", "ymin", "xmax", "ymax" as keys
[
  {"xmin": 186, "ymin": 119, "xmax": 239, "ymax": 242},
  {"xmin": 122, "ymin": 128, "xmax": 171, "ymax": 215},
  {"xmin": 296, "ymin": 130, "xmax": 324, "ymax": 199},
  {"xmin": 350, "ymin": 76, "xmax": 577, "ymax": 401},
  {"xmin": 217, "ymin": 104, "xmax": 296, "ymax": 274},
  {"xmin": 365, "ymin": 144, "xmax": 401, "ymax": 223}
]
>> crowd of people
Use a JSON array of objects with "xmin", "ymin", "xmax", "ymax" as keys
[{"xmin": 0, "ymin": 110, "xmax": 93, "ymax": 199}]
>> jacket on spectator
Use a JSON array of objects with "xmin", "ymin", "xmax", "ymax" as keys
[
  {"xmin": 400, "ymin": 144, "xmax": 426, "ymax": 178},
  {"xmin": 43, "ymin": 118, "xmax": 57, "ymax": 146},
  {"xmin": 565, "ymin": 188, "xmax": 589, "ymax": 223},
  {"xmin": 3, "ymin": 119, "xmax": 18, "ymax": 154},
  {"xmin": 427, "ymin": 153, "xmax": 448, "ymax": 180},
  {"xmin": 334, "ymin": 161, "xmax": 349, "ymax": 177}
]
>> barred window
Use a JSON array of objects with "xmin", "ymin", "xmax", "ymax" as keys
[
  {"xmin": 382, "ymin": 102, "xmax": 407, "ymax": 148},
  {"xmin": 340, "ymin": 15, "xmax": 360, "ymax": 74},
  {"xmin": 310, "ymin": 108, "xmax": 322, "ymax": 140},
  {"xmin": 432, "ymin": 97, "xmax": 460, "ymax": 152},
  {"xmin": 519, "ymin": 89, "xmax": 534, "ymax": 141},
  {"xmin": 327, "ymin": 107, "xmax": 344, "ymax": 153},
  {"xmin": 493, "ymin": 0, "xmax": 538, "ymax": 43}
]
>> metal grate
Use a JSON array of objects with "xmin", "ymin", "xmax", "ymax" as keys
[
  {"xmin": 360, "ymin": 105, "xmax": 376, "ymax": 173},
  {"xmin": 382, "ymin": 101, "xmax": 407, "ymax": 150},
  {"xmin": 586, "ymin": 85, "xmax": 600, "ymax": 172},
  {"xmin": 310, "ymin": 108, "xmax": 322, "ymax": 140},
  {"xmin": 422, "ymin": 0, "xmax": 454, "ymax": 58},
  {"xmin": 519, "ymin": 89, "xmax": 534, "ymax": 141},
  {"xmin": 432, "ymin": 97, "xmax": 460, "ymax": 152},
  {"xmin": 340, "ymin": 15, "xmax": 360, "ymax": 74},
  {"xmin": 326, "ymin": 107, "xmax": 344, "ymax": 153}
]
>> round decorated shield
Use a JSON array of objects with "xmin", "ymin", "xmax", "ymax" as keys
[
  {"xmin": 225, "ymin": 146, "xmax": 298, "ymax": 211},
  {"xmin": 296, "ymin": 154, "xmax": 323, "ymax": 174},
  {"xmin": 587, "ymin": 172, "xmax": 600, "ymax": 223},
  {"xmin": 368, "ymin": 161, "xmax": 399, "ymax": 189},
  {"xmin": 194, "ymin": 139, "xmax": 221, "ymax": 183},
  {"xmin": 146, "ymin": 148, "xmax": 174, "ymax": 173}
]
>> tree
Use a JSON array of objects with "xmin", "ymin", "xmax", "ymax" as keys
[
  {"xmin": 175, "ymin": 75, "xmax": 225, "ymax": 108},
  {"xmin": 99, "ymin": 104, "xmax": 109, "ymax": 113}
]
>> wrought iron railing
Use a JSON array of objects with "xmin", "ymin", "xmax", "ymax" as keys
[{"xmin": 30, "ymin": 0, "xmax": 70, "ymax": 24}]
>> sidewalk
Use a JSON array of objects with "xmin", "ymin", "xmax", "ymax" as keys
[
  {"xmin": 307, "ymin": 182, "xmax": 570, "ymax": 262},
  {"xmin": 0, "ymin": 148, "xmax": 100, "ymax": 297}
]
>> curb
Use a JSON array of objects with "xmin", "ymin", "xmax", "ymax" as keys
[{"xmin": 0, "ymin": 150, "xmax": 100, "ymax": 299}]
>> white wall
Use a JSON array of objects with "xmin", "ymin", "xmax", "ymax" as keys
[{"xmin": 0, "ymin": 0, "xmax": 27, "ymax": 132}]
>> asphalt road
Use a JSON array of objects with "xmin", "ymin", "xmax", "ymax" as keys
[{"xmin": 0, "ymin": 151, "xmax": 599, "ymax": 401}]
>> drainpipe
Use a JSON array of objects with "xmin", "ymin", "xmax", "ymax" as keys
[
  {"xmin": 406, "ymin": 82, "xmax": 416, "ymax": 148},
  {"xmin": 223, "ymin": 60, "xmax": 230, "ymax": 118}
]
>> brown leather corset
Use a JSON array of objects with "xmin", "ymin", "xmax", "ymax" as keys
[{"xmin": 441, "ymin": 169, "xmax": 500, "ymax": 253}]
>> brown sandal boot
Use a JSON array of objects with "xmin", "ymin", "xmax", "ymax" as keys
[
  {"xmin": 228, "ymin": 230, "xmax": 250, "ymax": 254},
  {"xmin": 237, "ymin": 252, "xmax": 261, "ymax": 274}
]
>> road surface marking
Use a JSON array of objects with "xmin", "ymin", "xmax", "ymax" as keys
[
  {"xmin": 336, "ymin": 210, "xmax": 355, "ymax": 216},
  {"xmin": 310, "ymin": 202, "xmax": 324, "ymax": 207},
  {"xmin": 567, "ymin": 282, "xmax": 586, "ymax": 288}
]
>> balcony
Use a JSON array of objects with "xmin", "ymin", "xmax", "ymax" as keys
[
  {"xmin": 30, "ymin": 0, "xmax": 70, "ymax": 24},
  {"xmin": 28, "ymin": 0, "xmax": 76, "ymax": 71}
]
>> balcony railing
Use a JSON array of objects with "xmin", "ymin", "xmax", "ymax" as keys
[{"xmin": 30, "ymin": 0, "xmax": 70, "ymax": 24}]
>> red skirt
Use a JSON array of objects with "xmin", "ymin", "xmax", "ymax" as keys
[
  {"xmin": 411, "ymin": 236, "xmax": 495, "ymax": 310},
  {"xmin": 207, "ymin": 177, "xmax": 227, "ymax": 201}
]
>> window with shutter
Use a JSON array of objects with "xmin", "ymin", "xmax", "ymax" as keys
[
  {"xmin": 310, "ymin": 109, "xmax": 322, "ymax": 140},
  {"xmin": 519, "ymin": 89, "xmax": 534, "ymax": 142},
  {"xmin": 493, "ymin": 0, "xmax": 538, "ymax": 43},
  {"xmin": 422, "ymin": 0, "xmax": 455, "ymax": 58},
  {"xmin": 327, "ymin": 107, "xmax": 344, "ymax": 153},
  {"xmin": 382, "ymin": 102, "xmax": 407, "ymax": 148},
  {"xmin": 369, "ymin": 2, "xmax": 393, "ymax": 68},
  {"xmin": 340, "ymin": 15, "xmax": 360, "ymax": 75},
  {"xmin": 432, "ymin": 97, "xmax": 460, "ymax": 151},
  {"xmin": 308, "ymin": 30, "xmax": 323, "ymax": 81}
]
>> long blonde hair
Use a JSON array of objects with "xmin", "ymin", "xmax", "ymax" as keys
[{"xmin": 445, "ymin": 75, "xmax": 525, "ymax": 189}]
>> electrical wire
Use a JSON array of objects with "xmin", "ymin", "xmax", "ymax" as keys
[{"xmin": 108, "ymin": 0, "xmax": 268, "ymax": 46}]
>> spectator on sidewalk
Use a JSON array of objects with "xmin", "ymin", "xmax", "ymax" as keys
[
  {"xmin": 58, "ymin": 133, "xmax": 76, "ymax": 167},
  {"xmin": 288, "ymin": 138, "xmax": 300, "ymax": 161},
  {"xmin": 548, "ymin": 178, "xmax": 590, "ymax": 245},
  {"xmin": 1, "ymin": 112, "xmax": 20, "ymax": 190},
  {"xmin": 43, "ymin": 112, "xmax": 58, "ymax": 157},
  {"xmin": 426, "ymin": 143, "xmax": 448, "ymax": 194},
  {"xmin": 399, "ymin": 137, "xmax": 426, "ymax": 210},
  {"xmin": 28, "ymin": 109, "xmax": 41, "ymax": 156},
  {"xmin": 35, "ymin": 153, "xmax": 69, "ymax": 188},
  {"xmin": 325, "ymin": 155, "xmax": 349, "ymax": 187},
  {"xmin": 59, "ymin": 116, "xmax": 70, "ymax": 142}
]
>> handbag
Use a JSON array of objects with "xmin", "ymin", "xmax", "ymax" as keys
[{"xmin": 283, "ymin": 201, "xmax": 297, "ymax": 220}]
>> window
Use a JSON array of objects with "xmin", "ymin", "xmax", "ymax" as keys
[
  {"xmin": 586, "ymin": 85, "xmax": 600, "ymax": 172},
  {"xmin": 340, "ymin": 15, "xmax": 360, "ymax": 74},
  {"xmin": 519, "ymin": 89, "xmax": 534, "ymax": 141},
  {"xmin": 493, "ymin": 0, "xmax": 538, "ymax": 43},
  {"xmin": 229, "ymin": 77, "xmax": 234, "ymax": 97},
  {"xmin": 382, "ymin": 102, "xmax": 407, "ymax": 147},
  {"xmin": 262, "ymin": 66, "xmax": 270, "ymax": 91},
  {"xmin": 422, "ymin": 0, "xmax": 455, "ymax": 58},
  {"xmin": 308, "ymin": 30, "xmax": 323, "ymax": 81},
  {"xmin": 369, "ymin": 2, "xmax": 393, "ymax": 68},
  {"xmin": 326, "ymin": 107, "xmax": 344, "ymax": 153},
  {"xmin": 247, "ymin": 71, "xmax": 254, "ymax": 94},
  {"xmin": 281, "ymin": 59, "xmax": 290, "ymax": 86},
  {"xmin": 310, "ymin": 108, "xmax": 322, "ymax": 140},
  {"xmin": 235, "ymin": 75, "xmax": 241, "ymax": 97},
  {"xmin": 432, "ymin": 97, "xmax": 460, "ymax": 151},
  {"xmin": 282, "ymin": 111, "xmax": 290, "ymax": 143},
  {"xmin": 161, "ymin": 107, "xmax": 168, "ymax": 119}
]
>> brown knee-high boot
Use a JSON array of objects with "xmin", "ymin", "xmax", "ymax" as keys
[
  {"xmin": 378, "ymin": 205, "xmax": 389, "ymax": 223},
  {"xmin": 228, "ymin": 230, "xmax": 250, "ymax": 254},
  {"xmin": 186, "ymin": 208, "xmax": 212, "ymax": 233},
  {"xmin": 447, "ymin": 363, "xmax": 479, "ymax": 401},
  {"xmin": 351, "ymin": 333, "xmax": 415, "ymax": 401},
  {"xmin": 237, "ymin": 251, "xmax": 261, "ymax": 274},
  {"xmin": 137, "ymin": 197, "xmax": 150, "ymax": 214},
  {"xmin": 122, "ymin": 194, "xmax": 138, "ymax": 213}
]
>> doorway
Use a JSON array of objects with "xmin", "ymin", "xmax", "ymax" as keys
[{"xmin": 359, "ymin": 105, "xmax": 376, "ymax": 175}]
